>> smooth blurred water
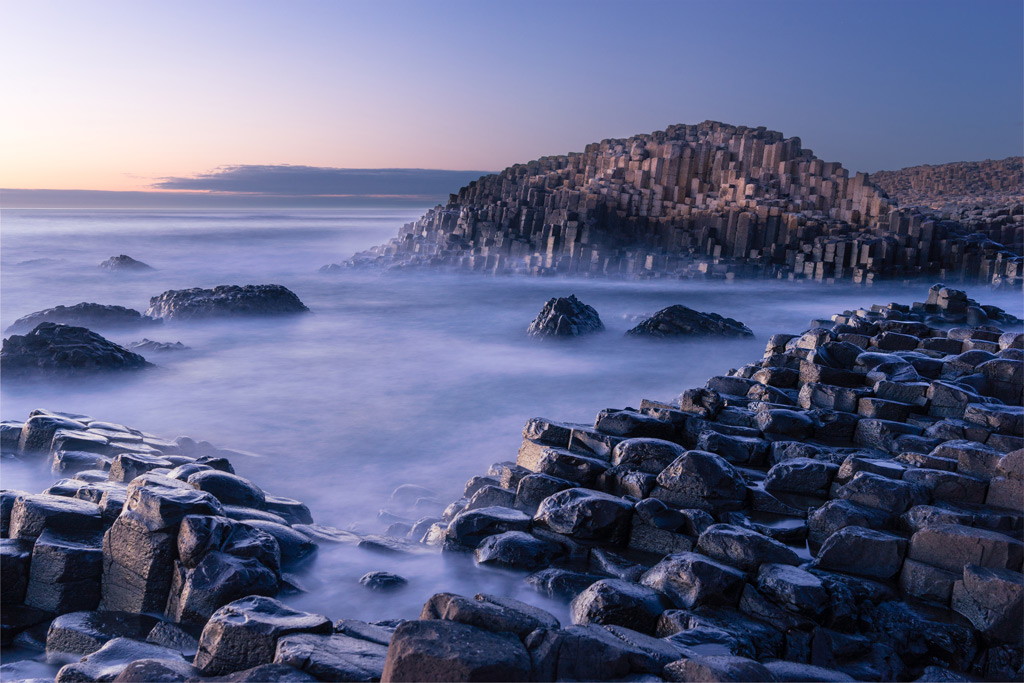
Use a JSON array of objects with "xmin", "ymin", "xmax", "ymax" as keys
[{"xmin": 2, "ymin": 208, "xmax": 1022, "ymax": 627}]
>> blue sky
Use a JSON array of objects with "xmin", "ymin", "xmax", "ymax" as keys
[{"xmin": 1, "ymin": 0, "xmax": 1020, "ymax": 197}]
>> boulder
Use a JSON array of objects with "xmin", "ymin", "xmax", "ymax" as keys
[
  {"xmin": 908, "ymin": 524, "xmax": 1023, "ymax": 573},
  {"xmin": 757, "ymin": 563, "xmax": 828, "ymax": 616},
  {"xmin": 533, "ymin": 488, "xmax": 633, "ymax": 542},
  {"xmin": 696, "ymin": 524, "xmax": 800, "ymax": 571},
  {"xmin": 445, "ymin": 506, "xmax": 531, "ymax": 550},
  {"xmin": 650, "ymin": 450, "xmax": 747, "ymax": 511},
  {"xmin": 166, "ymin": 552, "xmax": 279, "ymax": 625},
  {"xmin": 0, "ymin": 538, "xmax": 31, "ymax": 605},
  {"xmin": 177, "ymin": 515, "xmax": 280, "ymax": 572},
  {"xmin": 357, "ymin": 571, "xmax": 407, "ymax": 592},
  {"xmin": 381, "ymin": 619, "xmax": 530, "ymax": 682},
  {"xmin": 4, "ymin": 303, "xmax": 159, "ymax": 334},
  {"xmin": 236, "ymin": 520, "xmax": 316, "ymax": 568},
  {"xmin": 25, "ymin": 529, "xmax": 103, "ymax": 613},
  {"xmin": 54, "ymin": 637, "xmax": 185, "ymax": 683},
  {"xmin": 513, "ymin": 474, "xmax": 575, "ymax": 514},
  {"xmin": 122, "ymin": 474, "xmax": 224, "ymax": 531},
  {"xmin": 525, "ymin": 568, "xmax": 601, "ymax": 600},
  {"xmin": 836, "ymin": 472, "xmax": 928, "ymax": 515},
  {"xmin": 570, "ymin": 579, "xmax": 666, "ymax": 634},
  {"xmin": 215, "ymin": 663, "xmax": 318, "ymax": 681},
  {"xmin": 187, "ymin": 470, "xmax": 266, "ymax": 508},
  {"xmin": 1, "ymin": 323, "xmax": 153, "ymax": 378},
  {"xmin": 663, "ymin": 654, "xmax": 775, "ymax": 682},
  {"xmin": 420, "ymin": 592, "xmax": 559, "ymax": 639},
  {"xmin": 763, "ymin": 458, "xmax": 838, "ymax": 496},
  {"xmin": 626, "ymin": 305, "xmax": 753, "ymax": 338},
  {"xmin": 99, "ymin": 254, "xmax": 154, "ymax": 271},
  {"xmin": 473, "ymin": 531, "xmax": 561, "ymax": 570},
  {"xmin": 640, "ymin": 552, "xmax": 745, "ymax": 609},
  {"xmin": 274, "ymin": 632, "xmax": 387, "ymax": 682},
  {"xmin": 950, "ymin": 565, "xmax": 1023, "ymax": 644},
  {"xmin": 612, "ymin": 438, "xmax": 686, "ymax": 474},
  {"xmin": 762, "ymin": 660, "xmax": 855, "ymax": 682},
  {"xmin": 526, "ymin": 295, "xmax": 604, "ymax": 338},
  {"xmin": 110, "ymin": 658, "xmax": 197, "ymax": 682},
  {"xmin": 193, "ymin": 596, "xmax": 331, "ymax": 675},
  {"xmin": 146, "ymin": 285, "xmax": 310, "ymax": 320},
  {"xmin": 8, "ymin": 494, "xmax": 102, "ymax": 540},
  {"xmin": 45, "ymin": 611, "xmax": 158, "ymax": 659},
  {"xmin": 814, "ymin": 527, "xmax": 907, "ymax": 579}
]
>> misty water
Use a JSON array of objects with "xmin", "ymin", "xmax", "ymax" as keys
[{"xmin": 3, "ymin": 208, "xmax": 1022, "ymax": 637}]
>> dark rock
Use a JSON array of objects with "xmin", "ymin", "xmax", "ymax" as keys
[
  {"xmin": 533, "ymin": 488, "xmax": 633, "ymax": 542},
  {"xmin": 359, "ymin": 571, "xmax": 408, "ymax": 591},
  {"xmin": 908, "ymin": 523, "xmax": 1023, "ymax": 573},
  {"xmin": 101, "ymin": 515, "xmax": 178, "ymax": 613},
  {"xmin": 166, "ymin": 552, "xmax": 279, "ymax": 625},
  {"xmin": 764, "ymin": 458, "xmax": 838, "ymax": 496},
  {"xmin": 612, "ymin": 438, "xmax": 686, "ymax": 474},
  {"xmin": 99, "ymin": 255, "xmax": 154, "ymax": 271},
  {"xmin": 762, "ymin": 660, "xmax": 855, "ymax": 681},
  {"xmin": 2, "ymin": 323, "xmax": 153, "ymax": 378},
  {"xmin": 216, "ymin": 663, "xmax": 318, "ymax": 681},
  {"xmin": 526, "ymin": 568, "xmax": 601, "ymax": 600},
  {"xmin": 814, "ymin": 527, "xmax": 907, "ymax": 579},
  {"xmin": 757, "ymin": 563, "xmax": 828, "ymax": 616},
  {"xmin": 650, "ymin": 450, "xmax": 747, "ymax": 511},
  {"xmin": 25, "ymin": 529, "xmax": 103, "ymax": 613},
  {"xmin": 187, "ymin": 470, "xmax": 265, "ymax": 508},
  {"xmin": 127, "ymin": 339, "xmax": 189, "ymax": 353},
  {"xmin": 464, "ymin": 485, "xmax": 515, "ymax": 511},
  {"xmin": 420, "ymin": 592, "xmax": 559, "ymax": 639},
  {"xmin": 380, "ymin": 619, "xmax": 530, "ymax": 682},
  {"xmin": 55, "ymin": 637, "xmax": 185, "ymax": 683},
  {"xmin": 865, "ymin": 600, "xmax": 976, "ymax": 672},
  {"xmin": 514, "ymin": 473, "xmax": 575, "ymax": 514},
  {"xmin": 836, "ymin": 471, "xmax": 928, "ymax": 515},
  {"xmin": 807, "ymin": 499, "xmax": 888, "ymax": 545},
  {"xmin": 640, "ymin": 552, "xmax": 746, "ymax": 609},
  {"xmin": 950, "ymin": 565, "xmax": 1023, "ymax": 644},
  {"xmin": 177, "ymin": 515, "xmax": 281, "ymax": 573},
  {"xmin": 121, "ymin": 473, "xmax": 224, "ymax": 531},
  {"xmin": 146, "ymin": 285, "xmax": 310, "ymax": 320},
  {"xmin": 0, "ymin": 538, "xmax": 32, "ymax": 605},
  {"xmin": 899, "ymin": 558, "xmax": 959, "ymax": 604},
  {"xmin": 627, "ymin": 305, "xmax": 753, "ymax": 338},
  {"xmin": 51, "ymin": 450, "xmax": 112, "ymax": 476},
  {"xmin": 445, "ymin": 506, "xmax": 531, "ymax": 550},
  {"xmin": 193, "ymin": 596, "xmax": 331, "ymax": 675},
  {"xmin": 527, "ymin": 295, "xmax": 604, "ymax": 338},
  {"xmin": 526, "ymin": 623, "xmax": 679, "ymax": 681},
  {"xmin": 5, "ymin": 303, "xmax": 159, "ymax": 335},
  {"xmin": 8, "ymin": 494, "xmax": 102, "ymax": 540},
  {"xmin": 146, "ymin": 621, "xmax": 199, "ymax": 656},
  {"xmin": 696, "ymin": 523, "xmax": 800, "ymax": 572},
  {"xmin": 45, "ymin": 611, "xmax": 158, "ymax": 659},
  {"xmin": 663, "ymin": 654, "xmax": 774, "ymax": 682},
  {"xmin": 235, "ymin": 520, "xmax": 316, "ymax": 568},
  {"xmin": 474, "ymin": 530, "xmax": 561, "ymax": 570},
  {"xmin": 569, "ymin": 579, "xmax": 666, "ymax": 634},
  {"xmin": 334, "ymin": 619, "xmax": 398, "ymax": 646},
  {"xmin": 274, "ymin": 632, "xmax": 387, "ymax": 682},
  {"xmin": 111, "ymin": 658, "xmax": 197, "ymax": 682},
  {"xmin": 263, "ymin": 495, "xmax": 313, "ymax": 525},
  {"xmin": 108, "ymin": 453, "xmax": 175, "ymax": 483}
]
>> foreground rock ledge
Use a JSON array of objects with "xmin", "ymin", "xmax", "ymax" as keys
[{"xmin": 0, "ymin": 323, "xmax": 154, "ymax": 378}]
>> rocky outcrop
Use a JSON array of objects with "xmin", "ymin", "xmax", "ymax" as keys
[
  {"xmin": 335, "ymin": 121, "xmax": 1023, "ymax": 286},
  {"xmin": 98, "ymin": 255, "xmax": 154, "ymax": 272},
  {"xmin": 4, "ymin": 303, "xmax": 160, "ymax": 335},
  {"xmin": 527, "ymin": 295, "xmax": 604, "ymax": 338},
  {"xmin": 1, "ymin": 323, "xmax": 153, "ymax": 378},
  {"xmin": 127, "ymin": 339, "xmax": 190, "ymax": 353},
  {"xmin": 626, "ymin": 305, "xmax": 753, "ymax": 338},
  {"xmin": 145, "ymin": 285, "xmax": 310, "ymax": 320},
  {"xmin": 870, "ymin": 158, "xmax": 1023, "ymax": 212}
]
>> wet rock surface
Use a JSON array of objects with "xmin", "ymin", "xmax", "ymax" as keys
[
  {"xmin": 145, "ymin": 284, "xmax": 310, "ymax": 320},
  {"xmin": 98, "ymin": 255, "xmax": 155, "ymax": 272},
  {"xmin": 3, "ymin": 285, "xmax": 1023, "ymax": 681},
  {"xmin": 1, "ymin": 323, "xmax": 153, "ymax": 378},
  {"xmin": 527, "ymin": 294, "xmax": 604, "ymax": 338}
]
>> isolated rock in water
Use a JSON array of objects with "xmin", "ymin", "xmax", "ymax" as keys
[
  {"xmin": 99, "ymin": 254, "xmax": 155, "ymax": 271},
  {"xmin": 626, "ymin": 305, "xmax": 753, "ymax": 338},
  {"xmin": 128, "ymin": 339, "xmax": 190, "ymax": 353},
  {"xmin": 146, "ymin": 285, "xmax": 310, "ymax": 320},
  {"xmin": 4, "ymin": 302, "xmax": 160, "ymax": 334},
  {"xmin": 1, "ymin": 323, "xmax": 153, "ymax": 377},
  {"xmin": 527, "ymin": 295, "xmax": 604, "ymax": 338}
]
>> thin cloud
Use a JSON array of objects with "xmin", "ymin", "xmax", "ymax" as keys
[{"xmin": 151, "ymin": 165, "xmax": 492, "ymax": 197}]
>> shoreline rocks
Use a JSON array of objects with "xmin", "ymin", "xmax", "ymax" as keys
[{"xmin": 146, "ymin": 285, "xmax": 310, "ymax": 321}]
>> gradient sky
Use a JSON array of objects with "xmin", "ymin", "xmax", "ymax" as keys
[{"xmin": 1, "ymin": 0, "xmax": 1021, "ymax": 194}]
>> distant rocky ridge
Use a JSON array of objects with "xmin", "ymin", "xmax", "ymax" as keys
[
  {"xmin": 870, "ymin": 158, "xmax": 1023, "ymax": 212},
  {"xmin": 333, "ymin": 121, "xmax": 1023, "ymax": 286}
]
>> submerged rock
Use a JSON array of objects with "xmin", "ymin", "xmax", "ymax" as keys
[
  {"xmin": 127, "ymin": 339, "xmax": 190, "ymax": 353},
  {"xmin": 1, "ymin": 323, "xmax": 153, "ymax": 378},
  {"xmin": 527, "ymin": 295, "xmax": 604, "ymax": 338},
  {"xmin": 146, "ymin": 285, "xmax": 310, "ymax": 320},
  {"xmin": 4, "ymin": 303, "xmax": 160, "ymax": 334},
  {"xmin": 626, "ymin": 305, "xmax": 753, "ymax": 338},
  {"xmin": 98, "ymin": 254, "xmax": 154, "ymax": 271}
]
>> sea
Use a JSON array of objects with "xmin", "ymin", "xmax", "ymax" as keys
[{"xmin": 1, "ymin": 207, "xmax": 1022, "ymax": 668}]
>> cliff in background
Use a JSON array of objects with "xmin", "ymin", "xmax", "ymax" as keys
[{"xmin": 333, "ymin": 121, "xmax": 1023, "ymax": 286}]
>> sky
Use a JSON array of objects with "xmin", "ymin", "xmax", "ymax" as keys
[{"xmin": 0, "ymin": 0, "xmax": 1021, "ymax": 204}]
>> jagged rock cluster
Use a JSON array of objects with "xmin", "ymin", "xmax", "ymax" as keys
[
  {"xmin": 626, "ymin": 306, "xmax": 753, "ymax": 339},
  {"xmin": 333, "ymin": 121, "xmax": 1023, "ymax": 286},
  {"xmin": 527, "ymin": 295, "xmax": 604, "ymax": 338},
  {"xmin": 384, "ymin": 285, "xmax": 1024, "ymax": 682},
  {"xmin": 870, "ymin": 158, "xmax": 1024, "ymax": 212},
  {"xmin": 4, "ymin": 303, "xmax": 161, "ymax": 335},
  {"xmin": 0, "ymin": 323, "xmax": 153, "ymax": 377}
]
